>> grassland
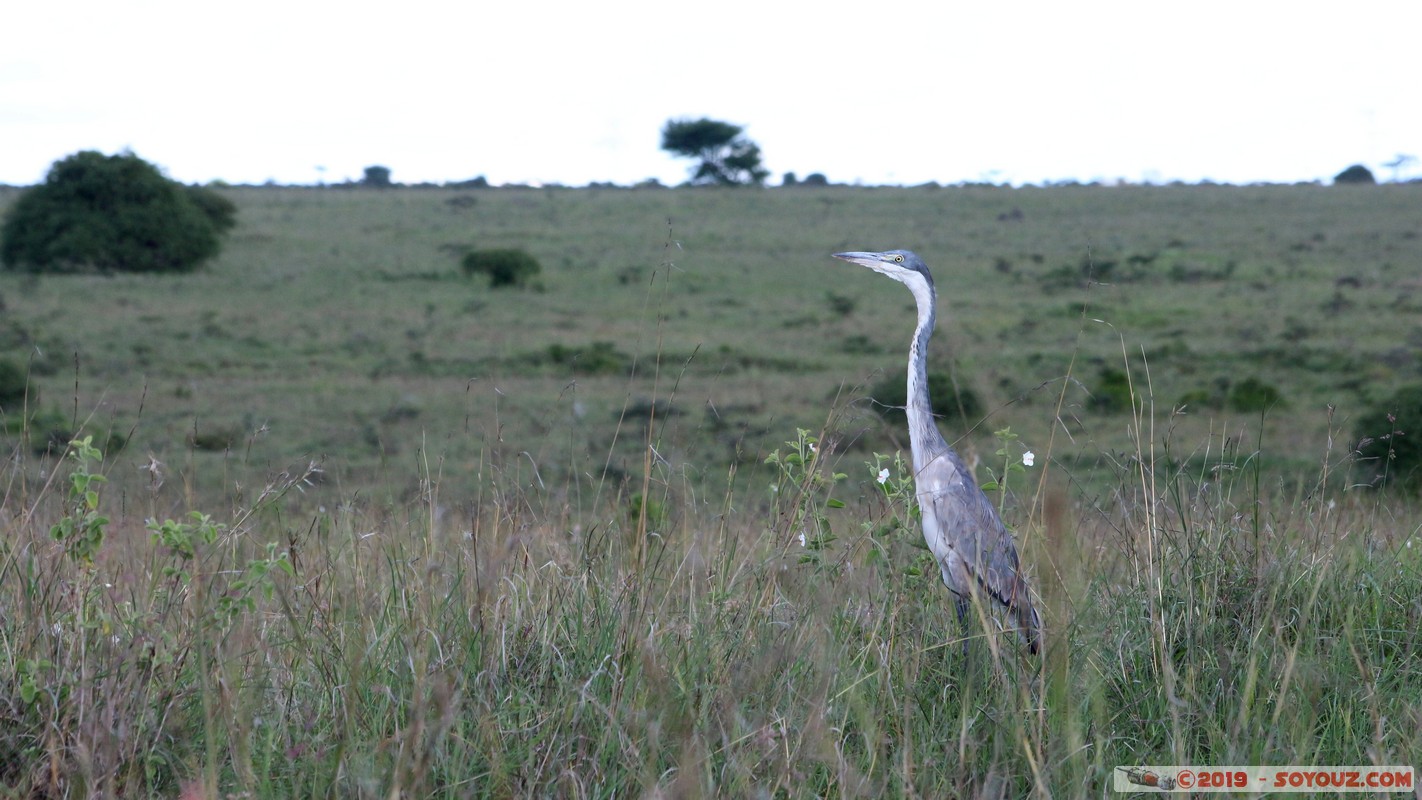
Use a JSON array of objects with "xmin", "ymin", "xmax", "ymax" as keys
[
  {"xmin": 2, "ymin": 184, "xmax": 1420, "ymax": 507},
  {"xmin": 0, "ymin": 184, "xmax": 1419, "ymax": 797}
]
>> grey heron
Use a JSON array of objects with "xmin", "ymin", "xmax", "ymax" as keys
[{"xmin": 835, "ymin": 249, "xmax": 1042, "ymax": 654}]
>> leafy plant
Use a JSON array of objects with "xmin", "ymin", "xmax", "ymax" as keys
[
  {"xmin": 149, "ymin": 512, "xmax": 293, "ymax": 621},
  {"xmin": 765, "ymin": 429, "xmax": 846, "ymax": 563},
  {"xmin": 863, "ymin": 450, "xmax": 934, "ymax": 576},
  {"xmin": 148, "ymin": 511, "xmax": 222, "ymax": 568},
  {"xmin": 49, "ymin": 436, "xmax": 109, "ymax": 565},
  {"xmin": 978, "ymin": 426, "xmax": 1033, "ymax": 517}
]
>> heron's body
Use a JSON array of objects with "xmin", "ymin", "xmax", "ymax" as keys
[{"xmin": 835, "ymin": 249, "xmax": 1041, "ymax": 654}]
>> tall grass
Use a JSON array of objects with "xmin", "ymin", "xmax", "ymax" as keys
[{"xmin": 2, "ymin": 343, "xmax": 1418, "ymax": 798}]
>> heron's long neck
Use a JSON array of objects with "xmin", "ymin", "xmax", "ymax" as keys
[{"xmin": 904, "ymin": 280, "xmax": 948, "ymax": 473}]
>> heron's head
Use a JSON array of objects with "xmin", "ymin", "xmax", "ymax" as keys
[{"xmin": 832, "ymin": 249, "xmax": 935, "ymax": 292}]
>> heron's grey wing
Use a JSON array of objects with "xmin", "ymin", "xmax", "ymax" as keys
[
  {"xmin": 932, "ymin": 479, "xmax": 1028, "ymax": 602},
  {"xmin": 922, "ymin": 465, "xmax": 1041, "ymax": 647}
]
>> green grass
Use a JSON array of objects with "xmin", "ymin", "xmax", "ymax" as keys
[
  {"xmin": 0, "ymin": 184, "xmax": 1419, "ymax": 796},
  {"xmin": 2, "ymin": 183, "xmax": 1419, "ymax": 507}
]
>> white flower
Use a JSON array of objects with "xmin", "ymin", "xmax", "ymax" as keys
[
  {"xmin": 1022, "ymin": 451, "xmax": 1035, "ymax": 467},
  {"xmin": 798, "ymin": 531, "xmax": 807, "ymax": 547},
  {"xmin": 808, "ymin": 441, "xmax": 817, "ymax": 454},
  {"xmin": 876, "ymin": 468, "xmax": 890, "ymax": 484}
]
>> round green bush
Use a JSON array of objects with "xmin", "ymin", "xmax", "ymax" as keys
[
  {"xmin": 1089, "ymin": 367, "xmax": 1134, "ymax": 414},
  {"xmin": 1354, "ymin": 383, "xmax": 1422, "ymax": 491},
  {"xmin": 183, "ymin": 185, "xmax": 238, "ymax": 233},
  {"xmin": 461, "ymin": 248, "xmax": 542, "ymax": 288},
  {"xmin": 1227, "ymin": 376, "xmax": 1284, "ymax": 412},
  {"xmin": 0, "ymin": 151, "xmax": 233, "ymax": 274},
  {"xmin": 869, "ymin": 369, "xmax": 982, "ymax": 428},
  {"xmin": 0, "ymin": 357, "xmax": 27, "ymax": 409}
]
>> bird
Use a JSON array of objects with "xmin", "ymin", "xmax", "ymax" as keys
[{"xmin": 834, "ymin": 249, "xmax": 1041, "ymax": 654}]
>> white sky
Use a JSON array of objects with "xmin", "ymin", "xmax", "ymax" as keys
[{"xmin": 4, "ymin": 1, "xmax": 1419, "ymax": 187}]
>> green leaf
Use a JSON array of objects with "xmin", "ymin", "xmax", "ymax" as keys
[{"xmin": 826, "ymin": 498, "xmax": 845, "ymax": 509}]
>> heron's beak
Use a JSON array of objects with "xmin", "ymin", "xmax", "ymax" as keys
[{"xmin": 832, "ymin": 251, "xmax": 888, "ymax": 269}]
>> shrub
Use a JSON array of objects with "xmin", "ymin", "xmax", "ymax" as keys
[
  {"xmin": 190, "ymin": 423, "xmax": 242, "ymax": 452},
  {"xmin": 869, "ymin": 369, "xmax": 982, "ymax": 427},
  {"xmin": 1354, "ymin": 383, "xmax": 1422, "ymax": 491},
  {"xmin": 0, "ymin": 151, "xmax": 232, "ymax": 274},
  {"xmin": 1177, "ymin": 377, "xmax": 1231, "ymax": 412},
  {"xmin": 826, "ymin": 291, "xmax": 856, "ymax": 317},
  {"xmin": 184, "ymin": 185, "xmax": 238, "ymax": 232},
  {"xmin": 0, "ymin": 357, "xmax": 27, "ymax": 408},
  {"xmin": 462, "ymin": 248, "xmax": 542, "ymax": 289},
  {"xmin": 1227, "ymin": 376, "xmax": 1284, "ymax": 412},
  {"xmin": 1089, "ymin": 367, "xmax": 1135, "ymax": 414},
  {"xmin": 2, "ymin": 406, "xmax": 77, "ymax": 455},
  {"xmin": 839, "ymin": 334, "xmax": 881, "ymax": 355},
  {"xmin": 1178, "ymin": 389, "xmax": 1222, "ymax": 412},
  {"xmin": 545, "ymin": 341, "xmax": 628, "ymax": 375},
  {"xmin": 627, "ymin": 492, "xmax": 670, "ymax": 533}
]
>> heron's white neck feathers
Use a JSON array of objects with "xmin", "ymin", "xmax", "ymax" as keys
[{"xmin": 900, "ymin": 273, "xmax": 949, "ymax": 473}]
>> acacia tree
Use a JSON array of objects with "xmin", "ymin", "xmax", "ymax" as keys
[{"xmin": 660, "ymin": 118, "xmax": 768, "ymax": 186}]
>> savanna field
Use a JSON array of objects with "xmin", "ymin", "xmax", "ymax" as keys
[{"xmin": 0, "ymin": 184, "xmax": 1419, "ymax": 797}]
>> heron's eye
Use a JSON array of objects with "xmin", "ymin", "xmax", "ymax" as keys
[{"xmin": 892, "ymin": 255, "xmax": 904, "ymax": 263}]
